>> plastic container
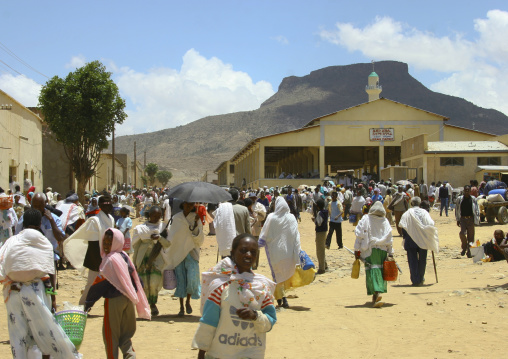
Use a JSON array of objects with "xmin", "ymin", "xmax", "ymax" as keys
[
  {"xmin": 54, "ymin": 310, "xmax": 87, "ymax": 350},
  {"xmin": 383, "ymin": 260, "xmax": 398, "ymax": 281}
]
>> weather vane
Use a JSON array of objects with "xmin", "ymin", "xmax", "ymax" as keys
[{"xmin": 372, "ymin": 60, "xmax": 375, "ymax": 72}]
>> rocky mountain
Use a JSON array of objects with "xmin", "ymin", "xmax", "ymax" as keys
[{"xmin": 108, "ymin": 61, "xmax": 508, "ymax": 185}]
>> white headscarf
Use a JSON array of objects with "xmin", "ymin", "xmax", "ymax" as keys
[
  {"xmin": 258, "ymin": 197, "xmax": 301, "ymax": 283},
  {"xmin": 354, "ymin": 201, "xmax": 393, "ymax": 259}
]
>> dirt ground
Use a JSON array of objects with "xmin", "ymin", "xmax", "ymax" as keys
[{"xmin": 1, "ymin": 208, "xmax": 507, "ymax": 358}]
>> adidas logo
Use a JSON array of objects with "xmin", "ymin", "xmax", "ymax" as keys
[{"xmin": 229, "ymin": 305, "xmax": 254, "ymax": 330}]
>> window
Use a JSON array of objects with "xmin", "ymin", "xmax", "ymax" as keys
[
  {"xmin": 230, "ymin": 164, "xmax": 235, "ymax": 173},
  {"xmin": 477, "ymin": 157, "xmax": 501, "ymax": 166},
  {"xmin": 440, "ymin": 157, "xmax": 464, "ymax": 166}
]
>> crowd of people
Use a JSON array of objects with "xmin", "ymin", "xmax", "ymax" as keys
[{"xmin": 0, "ymin": 174, "xmax": 507, "ymax": 358}]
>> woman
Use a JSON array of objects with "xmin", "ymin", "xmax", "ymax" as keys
[
  {"xmin": 259, "ymin": 197, "xmax": 313, "ymax": 308},
  {"xmin": 132, "ymin": 206, "xmax": 170, "ymax": 316},
  {"xmin": 354, "ymin": 201, "xmax": 394, "ymax": 308},
  {"xmin": 165, "ymin": 201, "xmax": 204, "ymax": 316},
  {"xmin": 192, "ymin": 234, "xmax": 276, "ymax": 359}
]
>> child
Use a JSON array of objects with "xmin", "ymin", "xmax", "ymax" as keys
[
  {"xmin": 85, "ymin": 228, "xmax": 151, "ymax": 359},
  {"xmin": 116, "ymin": 207, "xmax": 133, "ymax": 253},
  {"xmin": 314, "ymin": 198, "xmax": 328, "ymax": 274}
]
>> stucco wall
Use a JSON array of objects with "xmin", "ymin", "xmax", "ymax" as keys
[{"xmin": 0, "ymin": 91, "xmax": 43, "ymax": 191}]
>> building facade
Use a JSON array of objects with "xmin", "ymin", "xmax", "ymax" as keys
[{"xmin": 0, "ymin": 90, "xmax": 43, "ymax": 192}]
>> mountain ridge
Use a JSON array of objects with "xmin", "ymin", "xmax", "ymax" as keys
[{"xmin": 108, "ymin": 61, "xmax": 508, "ymax": 185}]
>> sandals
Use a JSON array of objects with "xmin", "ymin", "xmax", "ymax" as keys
[
  {"xmin": 178, "ymin": 308, "xmax": 185, "ymax": 317},
  {"xmin": 150, "ymin": 304, "xmax": 159, "ymax": 316},
  {"xmin": 186, "ymin": 302, "xmax": 193, "ymax": 314}
]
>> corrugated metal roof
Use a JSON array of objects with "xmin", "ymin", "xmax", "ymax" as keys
[{"xmin": 427, "ymin": 141, "xmax": 508, "ymax": 152}]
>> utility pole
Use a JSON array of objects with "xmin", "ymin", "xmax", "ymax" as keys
[
  {"xmin": 144, "ymin": 151, "xmax": 146, "ymax": 169},
  {"xmin": 134, "ymin": 141, "xmax": 137, "ymax": 188},
  {"xmin": 111, "ymin": 126, "xmax": 115, "ymax": 188}
]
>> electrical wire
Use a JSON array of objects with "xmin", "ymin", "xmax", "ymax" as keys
[{"xmin": 0, "ymin": 42, "xmax": 49, "ymax": 79}]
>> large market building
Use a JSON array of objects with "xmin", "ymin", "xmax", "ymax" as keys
[{"xmin": 215, "ymin": 71, "xmax": 506, "ymax": 189}]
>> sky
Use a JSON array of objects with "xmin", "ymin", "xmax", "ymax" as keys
[{"xmin": 1, "ymin": 1, "xmax": 508, "ymax": 136}]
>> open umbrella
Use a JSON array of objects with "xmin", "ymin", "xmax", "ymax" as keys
[{"xmin": 166, "ymin": 181, "xmax": 232, "ymax": 203}]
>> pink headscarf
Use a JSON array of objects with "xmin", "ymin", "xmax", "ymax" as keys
[{"xmin": 99, "ymin": 228, "xmax": 151, "ymax": 320}]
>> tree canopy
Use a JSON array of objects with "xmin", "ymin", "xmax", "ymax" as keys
[
  {"xmin": 155, "ymin": 170, "xmax": 173, "ymax": 187},
  {"xmin": 144, "ymin": 163, "xmax": 159, "ymax": 185},
  {"xmin": 38, "ymin": 60, "xmax": 126, "ymax": 201}
]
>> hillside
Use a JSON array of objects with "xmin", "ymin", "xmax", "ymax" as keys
[{"xmin": 108, "ymin": 61, "xmax": 508, "ymax": 185}]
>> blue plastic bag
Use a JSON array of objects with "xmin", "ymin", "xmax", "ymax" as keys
[{"xmin": 299, "ymin": 250, "xmax": 315, "ymax": 270}]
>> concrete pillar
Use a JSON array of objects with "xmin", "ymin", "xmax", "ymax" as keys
[
  {"xmin": 319, "ymin": 146, "xmax": 325, "ymax": 179},
  {"xmin": 259, "ymin": 145, "xmax": 265, "ymax": 179},
  {"xmin": 378, "ymin": 143, "xmax": 385, "ymax": 178}
]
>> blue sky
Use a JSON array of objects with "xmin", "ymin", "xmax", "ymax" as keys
[{"xmin": 1, "ymin": 1, "xmax": 507, "ymax": 136}]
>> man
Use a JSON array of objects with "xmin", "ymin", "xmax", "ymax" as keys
[
  {"xmin": 15, "ymin": 192, "xmax": 65, "ymax": 260},
  {"xmin": 229, "ymin": 188, "xmax": 251, "ymax": 236},
  {"xmin": 438, "ymin": 182, "xmax": 450, "ymax": 217},
  {"xmin": 389, "ymin": 186, "xmax": 409, "ymax": 236},
  {"xmin": 45, "ymin": 187, "xmax": 54, "ymax": 204},
  {"xmin": 312, "ymin": 185, "xmax": 324, "ymax": 217},
  {"xmin": 455, "ymin": 185, "xmax": 480, "ymax": 258},
  {"xmin": 446, "ymin": 181, "xmax": 454, "ymax": 210},
  {"xmin": 326, "ymin": 192, "xmax": 343, "ymax": 249},
  {"xmin": 399, "ymin": 197, "xmax": 439, "ymax": 286},
  {"xmin": 64, "ymin": 194, "xmax": 115, "ymax": 305},
  {"xmin": 350, "ymin": 189, "xmax": 366, "ymax": 226},
  {"xmin": 419, "ymin": 180, "xmax": 428, "ymax": 200},
  {"xmin": 0, "ymin": 209, "xmax": 80, "ymax": 358},
  {"xmin": 257, "ymin": 190, "xmax": 270, "ymax": 211},
  {"xmin": 343, "ymin": 186, "xmax": 353, "ymax": 220}
]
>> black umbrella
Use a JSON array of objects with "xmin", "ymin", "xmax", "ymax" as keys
[{"xmin": 166, "ymin": 181, "xmax": 232, "ymax": 203}]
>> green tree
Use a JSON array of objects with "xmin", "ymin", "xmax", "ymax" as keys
[
  {"xmin": 155, "ymin": 170, "xmax": 173, "ymax": 187},
  {"xmin": 140, "ymin": 175, "xmax": 148, "ymax": 187},
  {"xmin": 38, "ymin": 60, "xmax": 126, "ymax": 203},
  {"xmin": 144, "ymin": 163, "xmax": 159, "ymax": 185}
]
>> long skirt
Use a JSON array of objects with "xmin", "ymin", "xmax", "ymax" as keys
[
  {"xmin": 174, "ymin": 254, "xmax": 201, "ymax": 299},
  {"xmin": 137, "ymin": 255, "xmax": 163, "ymax": 305},
  {"xmin": 274, "ymin": 266, "xmax": 316, "ymax": 300},
  {"xmin": 5, "ymin": 280, "xmax": 79, "ymax": 359},
  {"xmin": 365, "ymin": 248, "xmax": 388, "ymax": 295}
]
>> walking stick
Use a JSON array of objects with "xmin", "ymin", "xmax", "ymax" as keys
[{"xmin": 432, "ymin": 251, "xmax": 438, "ymax": 283}]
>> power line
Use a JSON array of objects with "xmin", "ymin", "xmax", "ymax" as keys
[
  {"xmin": 0, "ymin": 42, "xmax": 49, "ymax": 79},
  {"xmin": 0, "ymin": 59, "xmax": 22, "ymax": 75}
]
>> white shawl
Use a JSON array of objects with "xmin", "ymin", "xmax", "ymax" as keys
[
  {"xmin": 56, "ymin": 203, "xmax": 84, "ymax": 230},
  {"xmin": 164, "ymin": 212, "xmax": 204, "ymax": 270},
  {"xmin": 213, "ymin": 202, "xmax": 236, "ymax": 257},
  {"xmin": 258, "ymin": 197, "xmax": 301, "ymax": 283},
  {"xmin": 399, "ymin": 208, "xmax": 439, "ymax": 253},
  {"xmin": 0, "ymin": 229, "xmax": 55, "ymax": 281},
  {"xmin": 354, "ymin": 208, "xmax": 393, "ymax": 259},
  {"xmin": 63, "ymin": 210, "xmax": 114, "ymax": 271}
]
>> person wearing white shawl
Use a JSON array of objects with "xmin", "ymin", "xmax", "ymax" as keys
[
  {"xmin": 258, "ymin": 197, "xmax": 303, "ymax": 308},
  {"xmin": 192, "ymin": 234, "xmax": 276, "ymax": 359},
  {"xmin": 354, "ymin": 201, "xmax": 394, "ymax": 307},
  {"xmin": 399, "ymin": 197, "xmax": 439, "ymax": 286},
  {"xmin": 165, "ymin": 202, "xmax": 204, "ymax": 317},
  {"xmin": 64, "ymin": 194, "xmax": 115, "ymax": 306},
  {"xmin": 0, "ymin": 209, "xmax": 79, "ymax": 358},
  {"xmin": 131, "ymin": 206, "xmax": 170, "ymax": 316},
  {"xmin": 213, "ymin": 202, "xmax": 236, "ymax": 257}
]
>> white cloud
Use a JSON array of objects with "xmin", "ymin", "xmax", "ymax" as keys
[
  {"xmin": 272, "ymin": 35, "xmax": 289, "ymax": 45},
  {"xmin": 0, "ymin": 73, "xmax": 41, "ymax": 107},
  {"xmin": 320, "ymin": 10, "xmax": 508, "ymax": 116},
  {"xmin": 65, "ymin": 55, "xmax": 87, "ymax": 69},
  {"xmin": 113, "ymin": 49, "xmax": 274, "ymax": 136}
]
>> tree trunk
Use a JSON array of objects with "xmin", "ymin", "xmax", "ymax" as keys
[{"xmin": 77, "ymin": 176, "xmax": 87, "ymax": 206}]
